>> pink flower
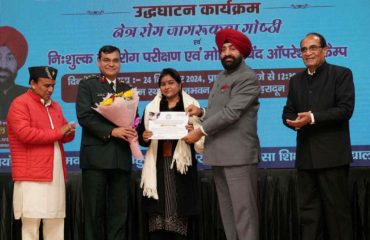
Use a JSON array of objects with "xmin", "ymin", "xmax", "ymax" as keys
[
  {"xmin": 92, "ymin": 88, "xmax": 144, "ymax": 160},
  {"xmin": 132, "ymin": 117, "xmax": 141, "ymax": 129},
  {"xmin": 221, "ymin": 83, "xmax": 229, "ymax": 92}
]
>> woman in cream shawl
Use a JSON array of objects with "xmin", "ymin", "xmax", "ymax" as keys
[{"xmin": 138, "ymin": 68, "xmax": 202, "ymax": 240}]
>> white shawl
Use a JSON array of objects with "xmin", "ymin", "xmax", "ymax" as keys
[{"xmin": 140, "ymin": 91, "xmax": 204, "ymax": 199}]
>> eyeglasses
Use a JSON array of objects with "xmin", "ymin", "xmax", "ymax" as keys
[{"xmin": 300, "ymin": 45, "xmax": 322, "ymax": 53}]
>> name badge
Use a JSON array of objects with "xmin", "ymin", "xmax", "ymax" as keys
[{"xmin": 97, "ymin": 93, "xmax": 107, "ymax": 97}]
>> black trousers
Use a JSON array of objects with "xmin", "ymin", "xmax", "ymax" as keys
[
  {"xmin": 150, "ymin": 230, "xmax": 187, "ymax": 240},
  {"xmin": 82, "ymin": 169, "xmax": 130, "ymax": 240},
  {"xmin": 298, "ymin": 166, "xmax": 352, "ymax": 240}
]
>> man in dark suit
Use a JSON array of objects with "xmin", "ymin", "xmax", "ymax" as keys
[
  {"xmin": 183, "ymin": 29, "xmax": 261, "ymax": 240},
  {"xmin": 282, "ymin": 33, "xmax": 355, "ymax": 240},
  {"xmin": 76, "ymin": 45, "xmax": 137, "ymax": 240}
]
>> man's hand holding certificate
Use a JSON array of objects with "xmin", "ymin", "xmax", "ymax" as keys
[{"xmin": 148, "ymin": 111, "xmax": 189, "ymax": 139}]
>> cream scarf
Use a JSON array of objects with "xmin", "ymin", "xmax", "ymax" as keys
[{"xmin": 140, "ymin": 91, "xmax": 204, "ymax": 199}]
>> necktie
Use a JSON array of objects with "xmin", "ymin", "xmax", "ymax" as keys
[{"xmin": 110, "ymin": 82, "xmax": 115, "ymax": 92}]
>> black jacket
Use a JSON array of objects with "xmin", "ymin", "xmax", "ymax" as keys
[{"xmin": 282, "ymin": 62, "xmax": 355, "ymax": 169}]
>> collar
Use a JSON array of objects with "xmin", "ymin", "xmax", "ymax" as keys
[
  {"xmin": 27, "ymin": 89, "xmax": 52, "ymax": 107},
  {"xmin": 307, "ymin": 68, "xmax": 315, "ymax": 76},
  {"xmin": 99, "ymin": 74, "xmax": 118, "ymax": 84},
  {"xmin": 306, "ymin": 61, "xmax": 328, "ymax": 76},
  {"xmin": 40, "ymin": 98, "xmax": 52, "ymax": 107},
  {"xmin": 105, "ymin": 78, "xmax": 116, "ymax": 85}
]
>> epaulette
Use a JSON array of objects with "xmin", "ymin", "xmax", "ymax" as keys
[{"xmin": 83, "ymin": 74, "xmax": 100, "ymax": 80}]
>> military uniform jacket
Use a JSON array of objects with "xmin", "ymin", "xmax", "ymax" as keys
[
  {"xmin": 76, "ymin": 75, "xmax": 132, "ymax": 171},
  {"xmin": 202, "ymin": 62, "xmax": 261, "ymax": 166},
  {"xmin": 282, "ymin": 62, "xmax": 355, "ymax": 169}
]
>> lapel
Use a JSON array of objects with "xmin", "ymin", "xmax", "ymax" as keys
[
  {"xmin": 116, "ymin": 80, "xmax": 128, "ymax": 93},
  {"xmin": 102, "ymin": 80, "xmax": 115, "ymax": 94}
]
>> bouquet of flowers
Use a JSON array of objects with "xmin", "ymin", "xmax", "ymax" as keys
[{"xmin": 92, "ymin": 88, "xmax": 144, "ymax": 160}]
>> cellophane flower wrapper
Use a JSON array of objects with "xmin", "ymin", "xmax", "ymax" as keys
[{"xmin": 92, "ymin": 88, "xmax": 144, "ymax": 160}]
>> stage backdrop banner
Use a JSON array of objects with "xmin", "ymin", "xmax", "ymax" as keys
[{"xmin": 0, "ymin": 0, "xmax": 369, "ymax": 172}]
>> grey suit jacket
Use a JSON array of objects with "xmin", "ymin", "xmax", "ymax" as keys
[{"xmin": 203, "ymin": 61, "xmax": 261, "ymax": 166}]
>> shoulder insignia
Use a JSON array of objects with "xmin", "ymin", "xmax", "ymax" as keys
[{"xmin": 83, "ymin": 74, "xmax": 99, "ymax": 80}]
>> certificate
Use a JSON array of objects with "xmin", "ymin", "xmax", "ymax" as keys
[{"xmin": 148, "ymin": 111, "xmax": 189, "ymax": 139}]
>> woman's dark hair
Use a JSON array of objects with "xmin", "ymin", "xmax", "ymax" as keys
[
  {"xmin": 158, "ymin": 68, "xmax": 183, "ymax": 109},
  {"xmin": 158, "ymin": 68, "xmax": 182, "ymax": 86},
  {"xmin": 98, "ymin": 45, "xmax": 120, "ymax": 59}
]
